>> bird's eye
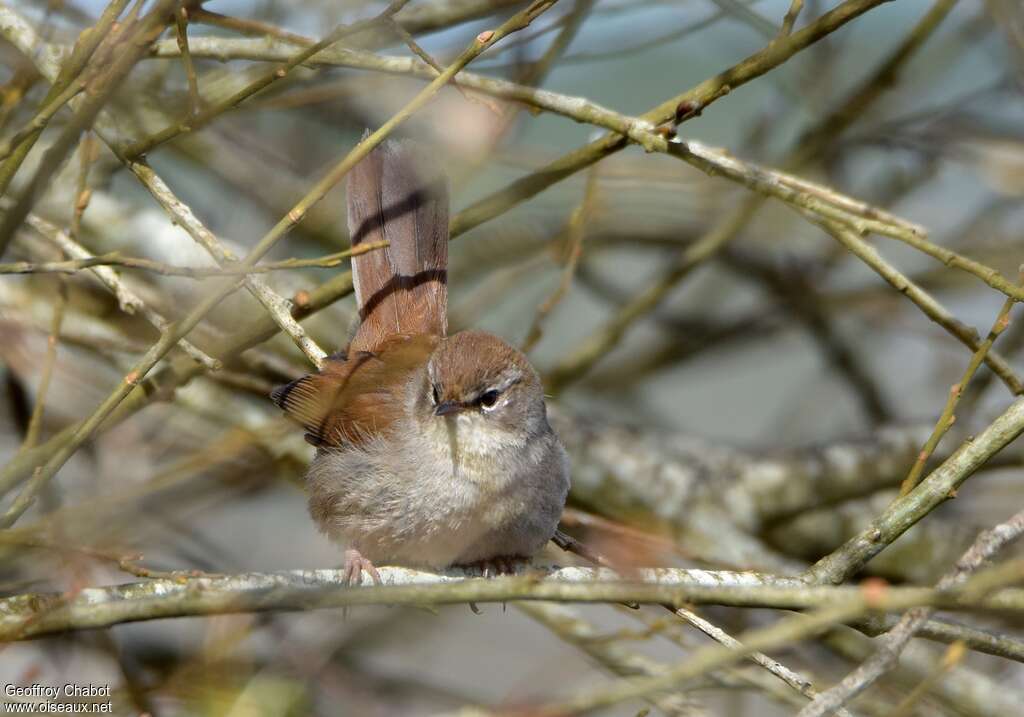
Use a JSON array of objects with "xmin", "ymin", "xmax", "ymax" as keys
[
  {"xmin": 431, "ymin": 384, "xmax": 441, "ymax": 405},
  {"xmin": 478, "ymin": 390, "xmax": 500, "ymax": 409}
]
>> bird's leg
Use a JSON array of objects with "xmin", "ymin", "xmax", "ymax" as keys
[
  {"xmin": 455, "ymin": 556, "xmax": 529, "ymax": 614},
  {"xmin": 457, "ymin": 555, "xmax": 529, "ymax": 577},
  {"xmin": 342, "ymin": 548, "xmax": 382, "ymax": 586}
]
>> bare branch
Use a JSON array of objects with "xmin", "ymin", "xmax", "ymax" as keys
[
  {"xmin": 3, "ymin": 564, "xmax": 1024, "ymax": 643},
  {"xmin": 24, "ymin": 213, "xmax": 220, "ymax": 370},
  {"xmin": 804, "ymin": 398, "xmax": 1024, "ymax": 585},
  {"xmin": 798, "ymin": 509, "xmax": 1024, "ymax": 717}
]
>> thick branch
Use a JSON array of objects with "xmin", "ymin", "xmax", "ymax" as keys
[{"xmin": 3, "ymin": 566, "xmax": 1024, "ymax": 643}]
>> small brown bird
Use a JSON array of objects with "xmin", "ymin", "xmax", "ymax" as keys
[{"xmin": 271, "ymin": 139, "xmax": 570, "ymax": 583}]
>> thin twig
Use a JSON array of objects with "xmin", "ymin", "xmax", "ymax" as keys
[
  {"xmin": 188, "ymin": 8, "xmax": 312, "ymax": 46},
  {"xmin": 69, "ymin": 131, "xmax": 97, "ymax": 240},
  {"xmin": 545, "ymin": 198, "xmax": 761, "ymax": 391},
  {"xmin": 0, "ymin": 241, "xmax": 389, "ymax": 277},
  {"xmin": 24, "ymin": 214, "xmax": 220, "ymax": 370},
  {"xmin": 522, "ymin": 166, "xmax": 598, "ymax": 352},
  {"xmin": 803, "ymin": 398, "xmax": 1024, "ymax": 585},
  {"xmin": 0, "ymin": 268, "xmax": 358, "ymax": 503},
  {"xmin": 797, "ymin": 510, "xmax": 1024, "ymax": 717},
  {"xmin": 887, "ymin": 641, "xmax": 966, "ymax": 717},
  {"xmin": 518, "ymin": 602, "xmax": 704, "ymax": 716},
  {"xmin": 0, "ymin": 272, "xmax": 249, "ymax": 528},
  {"xmin": 811, "ymin": 218, "xmax": 1022, "ymax": 395},
  {"xmin": 123, "ymin": 0, "xmax": 413, "ymax": 158},
  {"xmin": 388, "ymin": 18, "xmax": 477, "ymax": 106},
  {"xmin": 20, "ymin": 276, "xmax": 67, "ymax": 452},
  {"xmin": 777, "ymin": 0, "xmax": 805, "ymax": 37},
  {"xmin": 189, "ymin": 0, "xmax": 526, "ymax": 51},
  {"xmin": 144, "ymin": 0, "xmax": 894, "ymax": 242},
  {"xmin": 150, "ymin": 38, "xmax": 928, "ymax": 251},
  {"xmin": 0, "ymin": 4, "xmax": 334, "ymax": 372},
  {"xmin": 624, "ymin": 607, "xmax": 843, "ymax": 713},
  {"xmin": 448, "ymin": 0, "xmax": 893, "ymax": 239},
  {"xmin": 174, "ymin": 5, "xmax": 201, "ymax": 116},
  {"xmin": 671, "ymin": 606, "xmax": 856, "ymax": 717},
  {"xmin": 0, "ymin": 76, "xmax": 84, "ymax": 161},
  {"xmin": 127, "ymin": 159, "xmax": 328, "ymax": 369},
  {"xmin": 0, "ymin": 0, "xmax": 178, "ymax": 257},
  {"xmin": 899, "ymin": 280, "xmax": 1019, "ymax": 496},
  {"xmin": 0, "ymin": 0, "xmax": 131, "ymax": 194},
  {"xmin": 461, "ymin": 561, "xmax": 1024, "ymax": 716},
  {"xmin": 707, "ymin": 0, "xmax": 778, "ymax": 40}
]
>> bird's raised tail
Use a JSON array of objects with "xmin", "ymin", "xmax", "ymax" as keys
[{"xmin": 346, "ymin": 136, "xmax": 449, "ymax": 353}]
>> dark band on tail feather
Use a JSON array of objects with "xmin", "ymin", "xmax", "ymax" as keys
[{"xmin": 347, "ymin": 136, "xmax": 449, "ymax": 352}]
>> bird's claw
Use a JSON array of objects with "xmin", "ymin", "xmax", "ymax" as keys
[
  {"xmin": 343, "ymin": 549, "xmax": 382, "ymax": 587},
  {"xmin": 458, "ymin": 555, "xmax": 528, "ymax": 578}
]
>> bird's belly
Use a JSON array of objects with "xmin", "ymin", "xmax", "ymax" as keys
[{"xmin": 305, "ymin": 439, "xmax": 539, "ymax": 569}]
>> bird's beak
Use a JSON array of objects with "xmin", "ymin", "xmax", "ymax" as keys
[{"xmin": 434, "ymin": 400, "xmax": 464, "ymax": 417}]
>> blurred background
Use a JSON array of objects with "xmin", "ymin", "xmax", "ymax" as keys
[{"xmin": 1, "ymin": 0, "xmax": 1023, "ymax": 714}]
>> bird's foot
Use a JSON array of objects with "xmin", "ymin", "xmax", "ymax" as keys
[
  {"xmin": 457, "ymin": 555, "xmax": 529, "ymax": 578},
  {"xmin": 342, "ymin": 548, "xmax": 382, "ymax": 587}
]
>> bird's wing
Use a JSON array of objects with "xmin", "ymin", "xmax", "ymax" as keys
[{"xmin": 270, "ymin": 333, "xmax": 437, "ymax": 448}]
